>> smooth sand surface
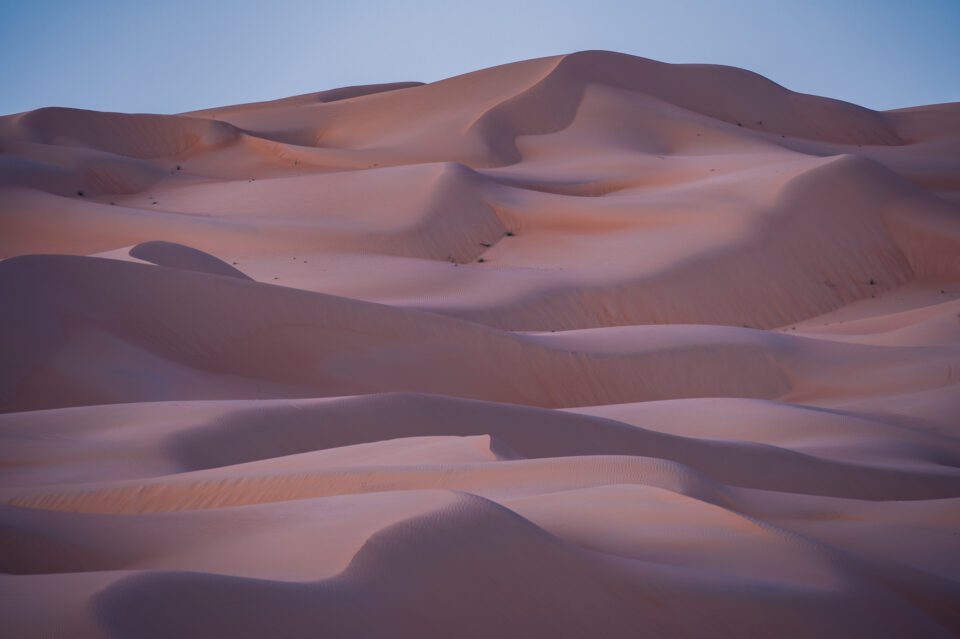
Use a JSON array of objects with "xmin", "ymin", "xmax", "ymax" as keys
[{"xmin": 1, "ymin": 51, "xmax": 959, "ymax": 637}]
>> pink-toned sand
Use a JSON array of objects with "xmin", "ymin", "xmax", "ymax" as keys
[{"xmin": 2, "ymin": 51, "xmax": 960, "ymax": 638}]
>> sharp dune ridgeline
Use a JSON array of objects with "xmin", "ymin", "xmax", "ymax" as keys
[{"xmin": 2, "ymin": 51, "xmax": 960, "ymax": 638}]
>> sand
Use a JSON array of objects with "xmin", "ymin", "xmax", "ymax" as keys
[{"xmin": 1, "ymin": 50, "xmax": 959, "ymax": 638}]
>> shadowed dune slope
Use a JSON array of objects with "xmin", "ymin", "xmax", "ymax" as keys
[{"xmin": 128, "ymin": 241, "xmax": 252, "ymax": 280}]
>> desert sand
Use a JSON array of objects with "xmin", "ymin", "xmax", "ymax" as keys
[{"xmin": 1, "ymin": 51, "xmax": 959, "ymax": 637}]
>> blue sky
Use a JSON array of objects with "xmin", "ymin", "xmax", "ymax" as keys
[{"xmin": 2, "ymin": 0, "xmax": 958, "ymax": 115}]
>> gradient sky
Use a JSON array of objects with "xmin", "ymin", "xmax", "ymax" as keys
[{"xmin": 2, "ymin": 0, "xmax": 958, "ymax": 116}]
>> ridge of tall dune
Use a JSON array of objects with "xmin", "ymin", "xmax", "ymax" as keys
[
  {"xmin": 183, "ymin": 51, "xmax": 907, "ymax": 163},
  {"xmin": 2, "ymin": 51, "xmax": 960, "ymax": 638}
]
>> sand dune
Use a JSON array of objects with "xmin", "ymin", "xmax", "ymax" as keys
[{"xmin": 2, "ymin": 51, "xmax": 959, "ymax": 637}]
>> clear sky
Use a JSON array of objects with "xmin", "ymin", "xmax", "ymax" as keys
[{"xmin": 2, "ymin": 0, "xmax": 958, "ymax": 116}]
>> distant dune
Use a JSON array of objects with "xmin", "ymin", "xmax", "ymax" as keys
[{"xmin": 2, "ymin": 51, "xmax": 959, "ymax": 638}]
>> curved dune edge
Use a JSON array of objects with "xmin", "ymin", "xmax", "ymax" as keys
[
  {"xmin": 128, "ymin": 240, "xmax": 253, "ymax": 280},
  {"xmin": 2, "ymin": 51, "xmax": 960, "ymax": 638}
]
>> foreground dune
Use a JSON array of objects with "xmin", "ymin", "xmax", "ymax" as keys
[{"xmin": 1, "ymin": 51, "xmax": 959, "ymax": 637}]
